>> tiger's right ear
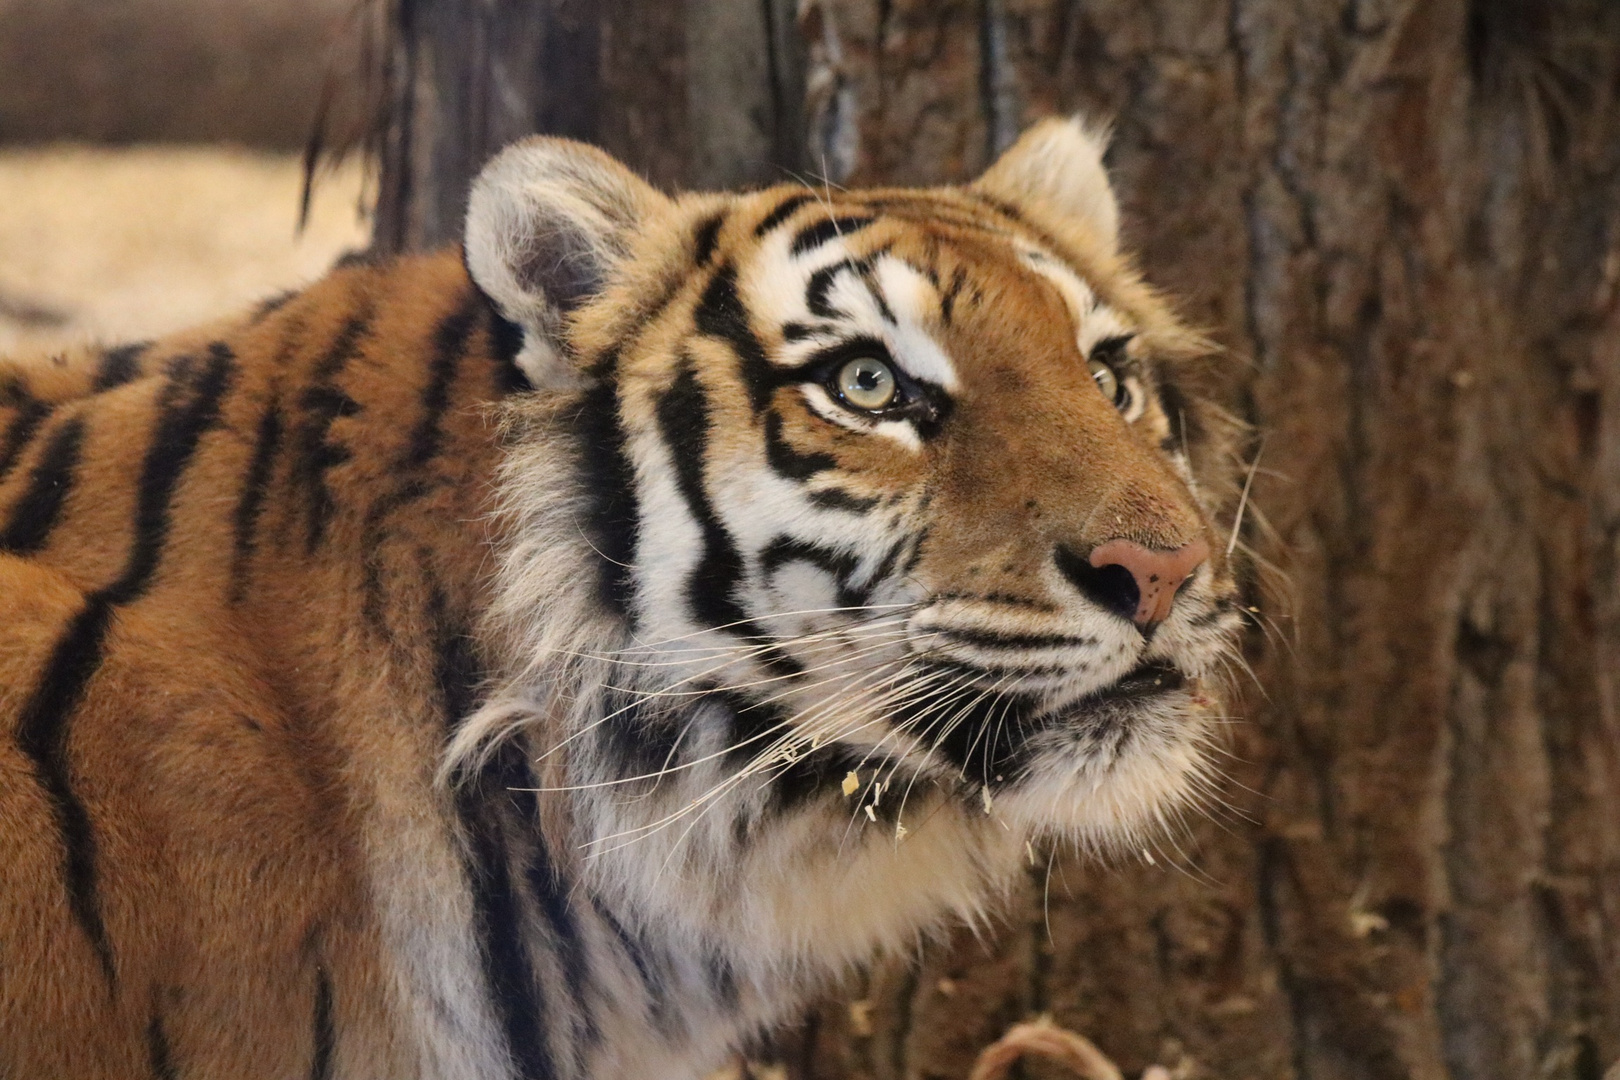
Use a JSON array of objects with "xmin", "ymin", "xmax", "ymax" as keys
[{"xmin": 465, "ymin": 138, "xmax": 671, "ymax": 387}]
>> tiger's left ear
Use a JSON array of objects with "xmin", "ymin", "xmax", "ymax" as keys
[
  {"xmin": 973, "ymin": 116, "xmax": 1120, "ymax": 255},
  {"xmin": 466, "ymin": 137, "xmax": 673, "ymax": 386}
]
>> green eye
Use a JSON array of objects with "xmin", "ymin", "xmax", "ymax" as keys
[
  {"xmin": 836, "ymin": 356, "xmax": 897, "ymax": 411},
  {"xmin": 1089, "ymin": 358, "xmax": 1121, "ymax": 404}
]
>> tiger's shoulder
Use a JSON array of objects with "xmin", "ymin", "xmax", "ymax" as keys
[
  {"xmin": 0, "ymin": 249, "xmax": 531, "ymax": 596},
  {"xmin": 0, "ymin": 246, "xmax": 549, "ymax": 1077}
]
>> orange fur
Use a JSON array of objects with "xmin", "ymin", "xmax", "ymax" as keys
[{"xmin": 1, "ymin": 253, "xmax": 513, "ymax": 1076}]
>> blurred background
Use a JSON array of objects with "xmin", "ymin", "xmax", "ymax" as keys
[
  {"xmin": 4, "ymin": 2, "xmax": 1618, "ymax": 1079},
  {"xmin": 0, "ymin": 0, "xmax": 371, "ymax": 352}
]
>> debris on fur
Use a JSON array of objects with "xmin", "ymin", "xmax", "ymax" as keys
[{"xmin": 967, "ymin": 1016, "xmax": 1173, "ymax": 1080}]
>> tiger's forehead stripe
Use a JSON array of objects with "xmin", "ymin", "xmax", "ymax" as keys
[
  {"xmin": 738, "ymin": 203, "xmax": 964, "ymax": 395},
  {"xmin": 1017, "ymin": 248, "xmax": 1137, "ymax": 354}
]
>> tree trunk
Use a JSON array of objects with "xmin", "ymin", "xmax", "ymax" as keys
[
  {"xmin": 373, "ymin": 2, "xmax": 1620, "ymax": 1076},
  {"xmin": 371, "ymin": 0, "xmax": 807, "ymax": 252}
]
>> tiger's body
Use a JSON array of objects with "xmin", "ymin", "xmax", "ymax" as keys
[{"xmin": 0, "ymin": 121, "xmax": 1245, "ymax": 1079}]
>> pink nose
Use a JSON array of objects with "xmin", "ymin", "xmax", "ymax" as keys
[{"xmin": 1087, "ymin": 538, "xmax": 1209, "ymax": 628}]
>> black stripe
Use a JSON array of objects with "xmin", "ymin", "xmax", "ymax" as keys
[
  {"xmin": 692, "ymin": 213, "xmax": 726, "ymax": 265},
  {"xmin": 1156, "ymin": 378, "xmax": 1198, "ymax": 452},
  {"xmin": 590, "ymin": 898, "xmax": 676, "ymax": 1034},
  {"xmin": 409, "ymin": 295, "xmax": 479, "ymax": 470},
  {"xmin": 522, "ymin": 803, "xmax": 598, "ymax": 1047},
  {"xmin": 253, "ymin": 290, "xmax": 298, "ymax": 323},
  {"xmin": 434, "ymin": 600, "xmax": 556, "ymax": 1080},
  {"xmin": 228, "ymin": 389, "xmax": 284, "ymax": 605},
  {"xmin": 763, "ymin": 406, "xmax": 885, "ymax": 514},
  {"xmin": 358, "ymin": 294, "xmax": 481, "ymax": 630},
  {"xmin": 593, "ymin": 687, "xmax": 683, "ymax": 789},
  {"xmin": 0, "ymin": 414, "xmax": 86, "ymax": 555},
  {"xmin": 807, "ymin": 486, "xmax": 882, "ymax": 513},
  {"xmin": 13, "ymin": 345, "xmax": 238, "ymax": 986},
  {"xmin": 657, "ymin": 362, "xmax": 785, "ymax": 657},
  {"xmin": 93, "ymin": 342, "xmax": 150, "ymax": 393},
  {"xmin": 484, "ymin": 299, "xmax": 532, "ymax": 395},
  {"xmin": 309, "ymin": 967, "xmax": 335, "ymax": 1080},
  {"xmin": 694, "ymin": 266, "xmax": 777, "ymax": 413},
  {"xmin": 147, "ymin": 1007, "xmax": 179, "ymax": 1080},
  {"xmin": 16, "ymin": 599, "xmax": 119, "ymax": 983},
  {"xmin": 524, "ymin": 840, "xmax": 589, "ymax": 998},
  {"xmin": 753, "ymin": 193, "xmax": 815, "ymax": 236},
  {"xmin": 964, "ymin": 190, "xmax": 1068, "ymax": 254},
  {"xmin": 760, "ymin": 535, "xmax": 862, "ymax": 608},
  {"xmin": 899, "ymin": 526, "xmax": 930, "ymax": 578},
  {"xmin": 713, "ymin": 688, "xmax": 793, "ymax": 773},
  {"xmin": 768, "ymin": 740, "xmax": 896, "ymax": 815},
  {"xmin": 806, "ymin": 258, "xmax": 859, "ymax": 320},
  {"xmin": 704, "ymin": 951, "xmax": 740, "ymax": 1008},
  {"xmin": 790, "ymin": 215, "xmax": 875, "ymax": 256},
  {"xmin": 428, "ymin": 578, "xmax": 481, "ymax": 736},
  {"xmin": 107, "ymin": 345, "xmax": 238, "ymax": 605},
  {"xmin": 0, "ymin": 380, "xmax": 50, "ymax": 483},
  {"xmin": 939, "ymin": 266, "xmax": 968, "ymax": 326},
  {"xmin": 456, "ymin": 774, "xmax": 558, "ymax": 1080},
  {"xmin": 965, "ymin": 190, "xmax": 1030, "ymax": 226},
  {"xmin": 862, "ymin": 534, "xmax": 908, "ymax": 600},
  {"xmin": 295, "ymin": 312, "xmax": 369, "ymax": 553},
  {"xmin": 575, "ymin": 353, "xmax": 640, "ymax": 619},
  {"xmin": 893, "ymin": 662, "xmax": 1041, "ymax": 779},
  {"xmin": 715, "ymin": 689, "xmax": 902, "ymax": 819},
  {"xmin": 932, "ymin": 590, "xmax": 1056, "ymax": 611},
  {"xmin": 931, "ymin": 627, "xmax": 1098, "ymax": 651},
  {"xmin": 762, "ymin": 410, "xmax": 834, "ymax": 480},
  {"xmin": 860, "ymin": 263, "xmax": 896, "ymax": 324},
  {"xmin": 859, "ymin": 193, "xmax": 1015, "ymax": 231}
]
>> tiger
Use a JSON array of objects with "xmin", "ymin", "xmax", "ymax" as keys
[{"xmin": 0, "ymin": 116, "xmax": 1245, "ymax": 1079}]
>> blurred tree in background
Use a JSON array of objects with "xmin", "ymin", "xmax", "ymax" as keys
[
  {"xmin": 0, "ymin": 0, "xmax": 369, "ymax": 147},
  {"xmin": 365, "ymin": 3, "xmax": 1620, "ymax": 1079}
]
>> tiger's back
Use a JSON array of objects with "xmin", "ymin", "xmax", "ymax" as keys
[{"xmin": 0, "ymin": 252, "xmax": 529, "ymax": 1077}]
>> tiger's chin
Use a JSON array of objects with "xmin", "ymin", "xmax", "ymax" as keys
[{"xmin": 995, "ymin": 667, "xmax": 1219, "ymax": 854}]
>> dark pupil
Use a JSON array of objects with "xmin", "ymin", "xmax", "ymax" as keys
[{"xmin": 856, "ymin": 367, "xmax": 881, "ymax": 390}]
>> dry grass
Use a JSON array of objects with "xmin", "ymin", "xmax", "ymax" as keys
[{"xmin": 0, "ymin": 145, "xmax": 370, "ymax": 355}]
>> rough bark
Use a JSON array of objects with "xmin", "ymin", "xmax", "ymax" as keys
[
  {"xmin": 372, "ymin": 0, "xmax": 597, "ymax": 252},
  {"xmin": 373, "ymin": 2, "xmax": 1620, "ymax": 1076},
  {"xmin": 371, "ymin": 0, "xmax": 807, "ymax": 251},
  {"xmin": 775, "ymin": 2, "xmax": 1620, "ymax": 1078}
]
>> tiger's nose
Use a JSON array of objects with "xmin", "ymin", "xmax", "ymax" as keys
[{"xmin": 1057, "ymin": 538, "xmax": 1209, "ymax": 631}]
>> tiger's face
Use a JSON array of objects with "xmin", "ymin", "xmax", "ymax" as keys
[{"xmin": 466, "ymin": 119, "xmax": 1244, "ymax": 854}]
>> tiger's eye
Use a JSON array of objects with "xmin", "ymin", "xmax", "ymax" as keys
[
  {"xmin": 837, "ymin": 357, "xmax": 897, "ymax": 411},
  {"xmin": 1088, "ymin": 358, "xmax": 1120, "ymax": 405}
]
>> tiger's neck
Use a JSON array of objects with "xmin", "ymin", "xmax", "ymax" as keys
[{"xmin": 445, "ymin": 670, "xmax": 1022, "ymax": 1076}]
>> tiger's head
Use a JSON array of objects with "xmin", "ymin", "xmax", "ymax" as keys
[{"xmin": 460, "ymin": 118, "xmax": 1245, "ymax": 881}]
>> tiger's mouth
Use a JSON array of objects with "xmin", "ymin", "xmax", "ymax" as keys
[
  {"xmin": 1080, "ymin": 661, "xmax": 1185, "ymax": 706},
  {"xmin": 1031, "ymin": 660, "xmax": 1191, "ymax": 735},
  {"xmin": 874, "ymin": 655, "xmax": 1198, "ymax": 781}
]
